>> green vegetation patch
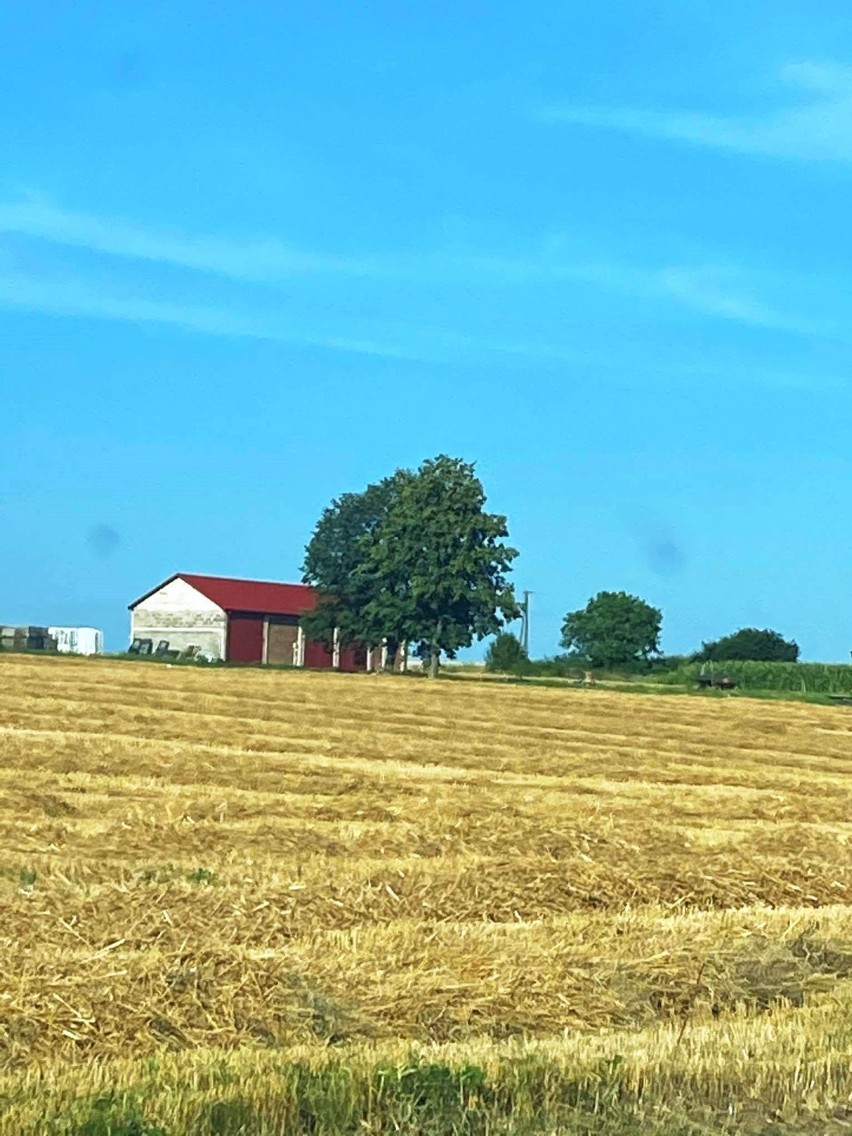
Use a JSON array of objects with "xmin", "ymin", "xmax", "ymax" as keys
[
  {"xmin": 657, "ymin": 660, "xmax": 852, "ymax": 693},
  {"xmin": 8, "ymin": 1044, "xmax": 851, "ymax": 1136}
]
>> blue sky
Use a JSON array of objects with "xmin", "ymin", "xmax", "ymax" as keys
[{"xmin": 3, "ymin": 0, "xmax": 852, "ymax": 659}]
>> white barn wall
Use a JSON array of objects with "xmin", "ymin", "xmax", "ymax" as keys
[{"xmin": 131, "ymin": 577, "xmax": 227, "ymax": 658}]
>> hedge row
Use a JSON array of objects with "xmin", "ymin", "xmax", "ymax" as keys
[{"xmin": 656, "ymin": 660, "xmax": 852, "ymax": 693}]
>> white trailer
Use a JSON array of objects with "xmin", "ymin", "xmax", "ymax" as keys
[{"xmin": 48, "ymin": 627, "xmax": 104, "ymax": 656}]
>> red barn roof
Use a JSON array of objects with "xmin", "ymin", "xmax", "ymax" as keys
[{"xmin": 129, "ymin": 573, "xmax": 318, "ymax": 616}]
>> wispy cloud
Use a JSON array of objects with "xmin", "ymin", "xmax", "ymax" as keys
[
  {"xmin": 0, "ymin": 268, "xmax": 415, "ymax": 358},
  {"xmin": 0, "ymin": 261, "xmax": 844, "ymax": 392},
  {"xmin": 0, "ymin": 195, "xmax": 605, "ymax": 289},
  {"xmin": 544, "ymin": 258, "xmax": 831, "ymax": 335},
  {"xmin": 649, "ymin": 265, "xmax": 831, "ymax": 335},
  {"xmin": 0, "ymin": 193, "xmax": 825, "ymax": 338},
  {"xmin": 0, "ymin": 197, "xmax": 381, "ymax": 283},
  {"xmin": 0, "ymin": 190, "xmax": 840, "ymax": 361},
  {"xmin": 539, "ymin": 61, "xmax": 852, "ymax": 162},
  {"xmin": 0, "ymin": 261, "xmax": 603, "ymax": 364}
]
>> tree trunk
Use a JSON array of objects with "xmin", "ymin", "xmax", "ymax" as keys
[
  {"xmin": 427, "ymin": 620, "xmax": 443, "ymax": 678},
  {"xmin": 384, "ymin": 637, "xmax": 400, "ymax": 672}
]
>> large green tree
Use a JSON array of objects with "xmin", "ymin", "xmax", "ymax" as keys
[
  {"xmin": 695, "ymin": 628, "xmax": 799, "ymax": 663},
  {"xmin": 560, "ymin": 591, "xmax": 662, "ymax": 669},
  {"xmin": 302, "ymin": 455, "xmax": 519, "ymax": 676}
]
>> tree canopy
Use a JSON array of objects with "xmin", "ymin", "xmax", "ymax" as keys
[
  {"xmin": 560, "ymin": 591, "xmax": 662, "ymax": 669},
  {"xmin": 695, "ymin": 628, "xmax": 800, "ymax": 663},
  {"xmin": 300, "ymin": 470, "xmax": 411, "ymax": 655},
  {"xmin": 301, "ymin": 455, "xmax": 519, "ymax": 676}
]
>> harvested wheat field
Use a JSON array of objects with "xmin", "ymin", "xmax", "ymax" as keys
[{"xmin": 2, "ymin": 653, "xmax": 852, "ymax": 1134}]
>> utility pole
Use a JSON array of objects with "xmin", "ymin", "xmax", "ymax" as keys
[{"xmin": 520, "ymin": 591, "xmax": 532, "ymax": 656}]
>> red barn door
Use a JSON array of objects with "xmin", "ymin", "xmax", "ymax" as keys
[{"xmin": 226, "ymin": 614, "xmax": 264, "ymax": 663}]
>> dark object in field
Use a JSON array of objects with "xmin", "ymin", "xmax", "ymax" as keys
[
  {"xmin": 829, "ymin": 694, "xmax": 852, "ymax": 705},
  {"xmin": 697, "ymin": 674, "xmax": 738, "ymax": 690},
  {"xmin": 129, "ymin": 637, "xmax": 153, "ymax": 655}
]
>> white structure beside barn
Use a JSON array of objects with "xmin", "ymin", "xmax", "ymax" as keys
[
  {"xmin": 0, "ymin": 625, "xmax": 103, "ymax": 654},
  {"xmin": 49, "ymin": 627, "xmax": 104, "ymax": 656}
]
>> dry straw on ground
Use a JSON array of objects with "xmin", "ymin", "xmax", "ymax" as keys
[{"xmin": 1, "ymin": 654, "xmax": 851, "ymax": 1132}]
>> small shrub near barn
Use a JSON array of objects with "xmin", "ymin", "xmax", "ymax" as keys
[{"xmin": 484, "ymin": 632, "xmax": 528, "ymax": 673}]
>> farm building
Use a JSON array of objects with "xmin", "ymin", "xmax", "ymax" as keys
[
  {"xmin": 128, "ymin": 573, "xmax": 370, "ymax": 669},
  {"xmin": 50, "ymin": 627, "xmax": 104, "ymax": 655}
]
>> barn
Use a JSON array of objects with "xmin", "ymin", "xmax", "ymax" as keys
[{"xmin": 128, "ymin": 573, "xmax": 368, "ymax": 669}]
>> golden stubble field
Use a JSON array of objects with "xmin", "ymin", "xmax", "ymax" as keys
[{"xmin": 1, "ymin": 653, "xmax": 852, "ymax": 1133}]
